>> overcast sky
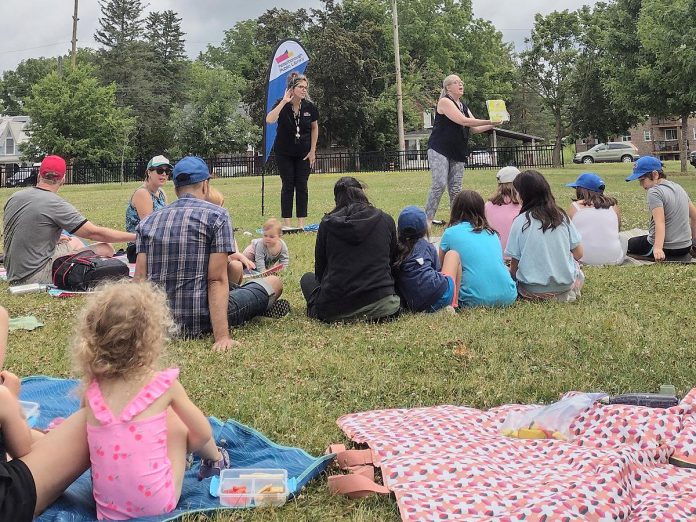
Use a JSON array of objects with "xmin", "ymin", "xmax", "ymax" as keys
[{"xmin": 0, "ymin": 0, "xmax": 600, "ymax": 75}]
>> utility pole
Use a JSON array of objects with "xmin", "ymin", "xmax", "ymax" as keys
[
  {"xmin": 71, "ymin": 0, "xmax": 79, "ymax": 68},
  {"xmin": 391, "ymin": 0, "xmax": 405, "ymax": 152}
]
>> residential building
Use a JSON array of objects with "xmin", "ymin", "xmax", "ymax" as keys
[{"xmin": 0, "ymin": 115, "xmax": 31, "ymax": 175}]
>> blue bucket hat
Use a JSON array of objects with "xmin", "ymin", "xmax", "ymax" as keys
[
  {"xmin": 398, "ymin": 206, "xmax": 428, "ymax": 236},
  {"xmin": 172, "ymin": 156, "xmax": 210, "ymax": 188},
  {"xmin": 625, "ymin": 156, "xmax": 662, "ymax": 182},
  {"xmin": 566, "ymin": 172, "xmax": 605, "ymax": 193}
]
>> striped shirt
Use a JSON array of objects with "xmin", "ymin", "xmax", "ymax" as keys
[{"xmin": 136, "ymin": 193, "xmax": 234, "ymax": 337}]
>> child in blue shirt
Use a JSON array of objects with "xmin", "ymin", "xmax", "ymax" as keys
[
  {"xmin": 506, "ymin": 170, "xmax": 584, "ymax": 301},
  {"xmin": 393, "ymin": 206, "xmax": 461, "ymax": 312},
  {"xmin": 440, "ymin": 190, "xmax": 517, "ymax": 307}
]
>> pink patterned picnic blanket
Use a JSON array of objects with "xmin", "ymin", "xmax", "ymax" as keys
[{"xmin": 337, "ymin": 389, "xmax": 696, "ymax": 521}]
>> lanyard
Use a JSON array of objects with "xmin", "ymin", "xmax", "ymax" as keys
[{"xmin": 292, "ymin": 102, "xmax": 302, "ymax": 141}]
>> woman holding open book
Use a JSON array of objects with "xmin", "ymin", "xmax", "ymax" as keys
[{"xmin": 425, "ymin": 74, "xmax": 498, "ymax": 223}]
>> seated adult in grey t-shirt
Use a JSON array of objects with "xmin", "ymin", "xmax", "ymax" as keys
[
  {"xmin": 647, "ymin": 180, "xmax": 693, "ymax": 250},
  {"xmin": 3, "ymin": 187, "xmax": 87, "ymax": 283}
]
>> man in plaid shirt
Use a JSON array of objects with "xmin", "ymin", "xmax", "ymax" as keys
[{"xmin": 134, "ymin": 156, "xmax": 286, "ymax": 351}]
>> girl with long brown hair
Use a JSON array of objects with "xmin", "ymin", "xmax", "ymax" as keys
[
  {"xmin": 439, "ymin": 190, "xmax": 517, "ymax": 307},
  {"xmin": 565, "ymin": 172, "xmax": 623, "ymax": 265}
]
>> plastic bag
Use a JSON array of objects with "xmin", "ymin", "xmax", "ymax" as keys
[{"xmin": 501, "ymin": 393, "xmax": 607, "ymax": 441}]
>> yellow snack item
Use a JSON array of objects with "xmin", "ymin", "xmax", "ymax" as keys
[
  {"xmin": 257, "ymin": 484, "xmax": 273, "ymax": 494},
  {"xmin": 517, "ymin": 428, "xmax": 546, "ymax": 439}
]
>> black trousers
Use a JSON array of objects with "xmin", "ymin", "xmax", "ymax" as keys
[
  {"xmin": 627, "ymin": 235, "xmax": 691, "ymax": 259},
  {"xmin": 300, "ymin": 272, "xmax": 320, "ymax": 319},
  {"xmin": 276, "ymin": 154, "xmax": 310, "ymax": 218}
]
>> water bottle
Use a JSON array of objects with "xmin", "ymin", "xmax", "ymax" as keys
[{"xmin": 8, "ymin": 283, "xmax": 48, "ymax": 295}]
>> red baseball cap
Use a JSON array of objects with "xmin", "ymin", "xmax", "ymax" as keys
[{"xmin": 39, "ymin": 155, "xmax": 67, "ymax": 179}]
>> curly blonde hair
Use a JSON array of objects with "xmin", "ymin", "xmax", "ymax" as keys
[{"xmin": 72, "ymin": 281, "xmax": 175, "ymax": 382}]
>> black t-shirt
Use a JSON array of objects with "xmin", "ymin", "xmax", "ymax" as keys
[{"xmin": 272, "ymin": 99, "xmax": 319, "ymax": 157}]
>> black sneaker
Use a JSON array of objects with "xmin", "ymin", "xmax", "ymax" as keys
[
  {"xmin": 263, "ymin": 299, "xmax": 290, "ymax": 318},
  {"xmin": 431, "ymin": 219, "xmax": 445, "ymax": 226}
]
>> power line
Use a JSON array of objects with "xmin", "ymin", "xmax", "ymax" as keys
[{"xmin": 0, "ymin": 41, "xmax": 71, "ymax": 55}]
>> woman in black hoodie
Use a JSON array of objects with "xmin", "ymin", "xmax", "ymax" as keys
[{"xmin": 300, "ymin": 177, "xmax": 400, "ymax": 322}]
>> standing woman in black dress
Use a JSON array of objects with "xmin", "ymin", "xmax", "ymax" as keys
[{"xmin": 266, "ymin": 72, "xmax": 319, "ymax": 229}]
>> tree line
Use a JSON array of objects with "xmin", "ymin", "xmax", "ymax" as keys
[{"xmin": 0, "ymin": 0, "xmax": 693, "ymax": 171}]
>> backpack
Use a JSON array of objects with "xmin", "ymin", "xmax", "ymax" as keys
[{"xmin": 51, "ymin": 251, "xmax": 130, "ymax": 291}]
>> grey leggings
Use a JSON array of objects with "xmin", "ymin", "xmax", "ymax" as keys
[{"xmin": 425, "ymin": 148, "xmax": 465, "ymax": 220}]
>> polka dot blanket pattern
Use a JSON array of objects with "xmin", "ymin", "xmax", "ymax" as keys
[{"xmin": 336, "ymin": 392, "xmax": 696, "ymax": 521}]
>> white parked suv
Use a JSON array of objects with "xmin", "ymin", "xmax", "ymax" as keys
[{"xmin": 574, "ymin": 142, "xmax": 640, "ymax": 164}]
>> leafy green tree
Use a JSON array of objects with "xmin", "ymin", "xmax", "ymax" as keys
[
  {"xmin": 307, "ymin": 0, "xmax": 393, "ymax": 149},
  {"xmin": 0, "ymin": 58, "xmax": 58, "ymax": 115},
  {"xmin": 506, "ymin": 71, "xmax": 556, "ymax": 142},
  {"xmin": 95, "ymin": 0, "xmax": 145, "ymax": 48},
  {"xmin": 566, "ymin": 5, "xmax": 640, "ymax": 143},
  {"xmin": 520, "ymin": 10, "xmax": 581, "ymax": 166},
  {"xmin": 171, "ymin": 63, "xmax": 260, "ymax": 157},
  {"xmin": 21, "ymin": 65, "xmax": 134, "ymax": 163},
  {"xmin": 603, "ymin": 0, "xmax": 695, "ymax": 172},
  {"xmin": 142, "ymin": 10, "xmax": 188, "ymax": 156},
  {"xmin": 146, "ymin": 10, "xmax": 186, "ymax": 80},
  {"xmin": 637, "ymin": 0, "xmax": 696, "ymax": 172},
  {"xmin": 94, "ymin": 0, "xmax": 159, "ymax": 158}
]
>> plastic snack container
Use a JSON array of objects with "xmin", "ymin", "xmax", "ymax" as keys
[
  {"xmin": 19, "ymin": 401, "xmax": 40, "ymax": 427},
  {"xmin": 218, "ymin": 468, "xmax": 288, "ymax": 508}
]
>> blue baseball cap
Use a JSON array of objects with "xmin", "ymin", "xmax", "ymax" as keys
[
  {"xmin": 172, "ymin": 156, "xmax": 210, "ymax": 187},
  {"xmin": 566, "ymin": 172, "xmax": 605, "ymax": 193},
  {"xmin": 625, "ymin": 156, "xmax": 662, "ymax": 182},
  {"xmin": 398, "ymin": 206, "xmax": 428, "ymax": 236}
]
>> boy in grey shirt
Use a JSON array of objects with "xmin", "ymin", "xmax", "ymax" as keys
[{"xmin": 625, "ymin": 156, "xmax": 696, "ymax": 261}]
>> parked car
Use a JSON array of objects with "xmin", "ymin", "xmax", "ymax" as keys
[
  {"xmin": 468, "ymin": 150, "xmax": 495, "ymax": 167},
  {"xmin": 690, "ymin": 150, "xmax": 696, "ymax": 169},
  {"xmin": 573, "ymin": 142, "xmax": 639, "ymax": 164},
  {"xmin": 5, "ymin": 164, "xmax": 39, "ymax": 188}
]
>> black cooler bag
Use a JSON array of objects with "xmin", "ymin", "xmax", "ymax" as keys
[{"xmin": 52, "ymin": 251, "xmax": 130, "ymax": 291}]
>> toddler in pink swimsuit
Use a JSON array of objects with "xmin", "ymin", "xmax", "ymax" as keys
[{"xmin": 73, "ymin": 281, "xmax": 231, "ymax": 520}]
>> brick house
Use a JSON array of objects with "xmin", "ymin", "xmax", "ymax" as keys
[{"xmin": 576, "ymin": 115, "xmax": 696, "ymax": 161}]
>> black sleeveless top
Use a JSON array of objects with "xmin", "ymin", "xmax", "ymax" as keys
[{"xmin": 428, "ymin": 96, "xmax": 471, "ymax": 163}]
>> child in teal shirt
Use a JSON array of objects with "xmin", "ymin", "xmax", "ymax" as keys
[{"xmin": 440, "ymin": 190, "xmax": 517, "ymax": 307}]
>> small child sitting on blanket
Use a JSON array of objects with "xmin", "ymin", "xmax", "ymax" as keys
[
  {"xmin": 243, "ymin": 218, "xmax": 290, "ymax": 272},
  {"xmin": 625, "ymin": 156, "xmax": 696, "ymax": 261},
  {"xmin": 73, "ymin": 281, "xmax": 231, "ymax": 520}
]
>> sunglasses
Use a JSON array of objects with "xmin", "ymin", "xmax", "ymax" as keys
[{"xmin": 150, "ymin": 167, "xmax": 171, "ymax": 175}]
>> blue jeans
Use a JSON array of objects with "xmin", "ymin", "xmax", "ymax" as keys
[{"xmin": 227, "ymin": 281, "xmax": 273, "ymax": 326}]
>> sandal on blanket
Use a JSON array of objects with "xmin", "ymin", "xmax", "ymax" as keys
[{"xmin": 327, "ymin": 444, "xmax": 375, "ymax": 470}]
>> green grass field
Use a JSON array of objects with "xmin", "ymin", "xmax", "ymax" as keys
[{"xmin": 1, "ymin": 161, "xmax": 695, "ymax": 521}]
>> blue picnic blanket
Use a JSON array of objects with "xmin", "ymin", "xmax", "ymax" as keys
[{"xmin": 19, "ymin": 376, "xmax": 334, "ymax": 521}]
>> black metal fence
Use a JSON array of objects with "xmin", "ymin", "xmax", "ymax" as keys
[{"xmin": 0, "ymin": 145, "xmax": 560, "ymax": 188}]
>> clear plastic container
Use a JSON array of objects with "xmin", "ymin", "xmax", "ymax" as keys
[
  {"xmin": 19, "ymin": 401, "xmax": 40, "ymax": 427},
  {"xmin": 218, "ymin": 468, "xmax": 288, "ymax": 508}
]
